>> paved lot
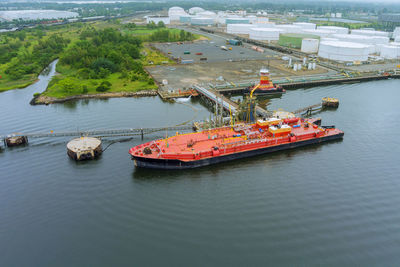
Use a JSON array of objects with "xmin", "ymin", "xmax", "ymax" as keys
[{"xmin": 153, "ymin": 39, "xmax": 278, "ymax": 63}]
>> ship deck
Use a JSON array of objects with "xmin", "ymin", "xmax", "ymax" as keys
[{"xmin": 129, "ymin": 119, "xmax": 343, "ymax": 162}]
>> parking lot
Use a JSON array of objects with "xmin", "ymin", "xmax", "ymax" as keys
[{"xmin": 153, "ymin": 31, "xmax": 279, "ymax": 64}]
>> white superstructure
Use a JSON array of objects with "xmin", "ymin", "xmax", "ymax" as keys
[{"xmin": 318, "ymin": 41, "xmax": 370, "ymax": 61}]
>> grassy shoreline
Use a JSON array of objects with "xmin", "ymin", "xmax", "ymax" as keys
[{"xmin": 1, "ymin": 20, "xmax": 203, "ymax": 100}]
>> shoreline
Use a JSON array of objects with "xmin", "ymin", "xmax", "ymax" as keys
[{"xmin": 31, "ymin": 90, "xmax": 158, "ymax": 105}]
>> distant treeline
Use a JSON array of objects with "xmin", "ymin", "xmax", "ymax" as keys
[{"xmin": 1, "ymin": 1, "xmax": 400, "ymax": 18}]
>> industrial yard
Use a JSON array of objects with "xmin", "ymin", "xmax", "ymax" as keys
[{"xmin": 139, "ymin": 6, "xmax": 400, "ymax": 99}]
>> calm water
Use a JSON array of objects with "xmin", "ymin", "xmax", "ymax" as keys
[{"xmin": 1, "ymin": 63, "xmax": 400, "ymax": 266}]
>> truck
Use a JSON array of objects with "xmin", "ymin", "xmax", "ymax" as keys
[
  {"xmin": 226, "ymin": 39, "xmax": 242, "ymax": 46},
  {"xmin": 184, "ymin": 51, "xmax": 191, "ymax": 54}
]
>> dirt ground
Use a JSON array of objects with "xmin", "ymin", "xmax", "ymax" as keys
[{"xmin": 147, "ymin": 59, "xmax": 329, "ymax": 90}]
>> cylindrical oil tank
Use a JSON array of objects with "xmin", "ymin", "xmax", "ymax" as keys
[
  {"xmin": 301, "ymin": 38, "xmax": 319, "ymax": 53},
  {"xmin": 227, "ymin": 23, "xmax": 253, "ymax": 34},
  {"xmin": 249, "ymin": 28, "xmax": 283, "ymax": 41},
  {"xmin": 317, "ymin": 26, "xmax": 349, "ymax": 34},
  {"xmin": 318, "ymin": 41, "xmax": 370, "ymax": 61},
  {"xmin": 293, "ymin": 22, "xmax": 316, "ymax": 30},
  {"xmin": 351, "ymin": 29, "xmax": 389, "ymax": 37},
  {"xmin": 380, "ymin": 45, "xmax": 400, "ymax": 59}
]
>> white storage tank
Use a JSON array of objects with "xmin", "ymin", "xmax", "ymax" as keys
[
  {"xmin": 380, "ymin": 45, "xmax": 400, "ymax": 59},
  {"xmin": 332, "ymin": 34, "xmax": 389, "ymax": 54},
  {"xmin": 293, "ymin": 22, "xmax": 316, "ymax": 30},
  {"xmin": 303, "ymin": 29, "xmax": 335, "ymax": 38},
  {"xmin": 318, "ymin": 41, "xmax": 370, "ymax": 62},
  {"xmin": 256, "ymin": 17, "xmax": 269, "ymax": 23},
  {"xmin": 196, "ymin": 11, "xmax": 217, "ymax": 19},
  {"xmin": 254, "ymin": 22, "xmax": 275, "ymax": 28},
  {"xmin": 168, "ymin": 7, "xmax": 187, "ymax": 21},
  {"xmin": 179, "ymin": 15, "xmax": 192, "ymax": 24},
  {"xmin": 394, "ymin": 36, "xmax": 400, "ymax": 43},
  {"xmin": 191, "ymin": 17, "xmax": 214, "ymax": 26},
  {"xmin": 317, "ymin": 26, "xmax": 349, "ymax": 34},
  {"xmin": 227, "ymin": 23, "xmax": 254, "ymax": 34},
  {"xmin": 246, "ymin": 15, "xmax": 257, "ymax": 24},
  {"xmin": 188, "ymin": 7, "xmax": 205, "ymax": 15},
  {"xmin": 249, "ymin": 28, "xmax": 284, "ymax": 41},
  {"xmin": 275, "ymin": 24, "xmax": 303, "ymax": 34},
  {"xmin": 351, "ymin": 29, "xmax": 389, "ymax": 37},
  {"xmin": 301, "ymin": 38, "xmax": 319, "ymax": 53}
]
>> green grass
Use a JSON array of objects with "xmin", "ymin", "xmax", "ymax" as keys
[
  {"xmin": 142, "ymin": 46, "xmax": 174, "ymax": 66},
  {"xmin": 0, "ymin": 24, "xmax": 82, "ymax": 92},
  {"xmin": 42, "ymin": 70, "xmax": 157, "ymax": 99}
]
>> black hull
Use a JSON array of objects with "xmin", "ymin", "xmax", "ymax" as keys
[{"xmin": 132, "ymin": 133, "xmax": 344, "ymax": 170}]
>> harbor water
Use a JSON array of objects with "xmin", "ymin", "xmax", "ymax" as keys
[{"xmin": 1, "ymin": 63, "xmax": 400, "ymax": 266}]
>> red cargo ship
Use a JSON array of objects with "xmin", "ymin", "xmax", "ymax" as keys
[
  {"xmin": 247, "ymin": 68, "xmax": 285, "ymax": 95},
  {"xmin": 129, "ymin": 117, "xmax": 343, "ymax": 169}
]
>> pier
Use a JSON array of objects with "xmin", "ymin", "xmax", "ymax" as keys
[
  {"xmin": 193, "ymin": 85, "xmax": 272, "ymax": 117},
  {"xmin": 1, "ymin": 125, "xmax": 193, "ymax": 148}
]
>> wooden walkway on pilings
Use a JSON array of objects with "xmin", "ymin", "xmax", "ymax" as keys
[{"xmin": 1, "ymin": 125, "xmax": 194, "ymax": 141}]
